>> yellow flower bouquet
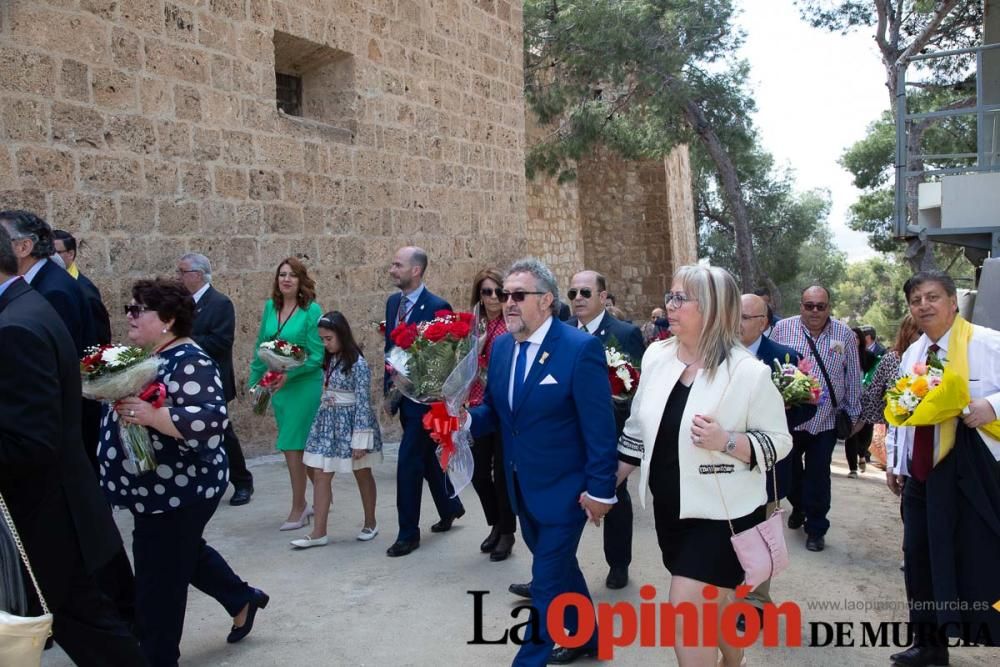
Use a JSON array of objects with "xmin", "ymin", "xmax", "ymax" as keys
[{"xmin": 884, "ymin": 350, "xmax": 969, "ymax": 426}]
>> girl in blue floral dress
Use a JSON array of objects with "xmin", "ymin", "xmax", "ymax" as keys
[{"xmin": 292, "ymin": 311, "xmax": 382, "ymax": 548}]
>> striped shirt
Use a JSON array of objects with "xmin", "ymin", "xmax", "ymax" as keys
[{"xmin": 771, "ymin": 315, "xmax": 863, "ymax": 435}]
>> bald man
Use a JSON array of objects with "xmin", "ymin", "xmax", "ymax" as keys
[
  {"xmin": 383, "ymin": 246, "xmax": 464, "ymax": 557},
  {"xmin": 737, "ymin": 294, "xmax": 817, "ymax": 629}
]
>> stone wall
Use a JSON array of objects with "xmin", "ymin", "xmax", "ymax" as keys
[{"xmin": 0, "ymin": 0, "xmax": 527, "ymax": 452}]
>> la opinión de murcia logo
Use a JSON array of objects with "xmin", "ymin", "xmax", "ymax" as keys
[{"xmin": 468, "ymin": 588, "xmax": 1000, "ymax": 657}]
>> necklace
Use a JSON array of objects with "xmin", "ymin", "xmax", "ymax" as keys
[{"xmin": 155, "ymin": 336, "xmax": 181, "ymax": 354}]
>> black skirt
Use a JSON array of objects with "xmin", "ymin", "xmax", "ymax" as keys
[{"xmin": 647, "ymin": 380, "xmax": 765, "ymax": 589}]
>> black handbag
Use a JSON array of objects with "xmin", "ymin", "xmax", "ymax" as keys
[{"xmin": 804, "ymin": 335, "xmax": 854, "ymax": 439}]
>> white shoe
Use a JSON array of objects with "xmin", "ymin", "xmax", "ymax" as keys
[
  {"xmin": 357, "ymin": 525, "xmax": 379, "ymax": 541},
  {"xmin": 279, "ymin": 506, "xmax": 314, "ymax": 531},
  {"xmin": 290, "ymin": 535, "xmax": 329, "ymax": 549}
]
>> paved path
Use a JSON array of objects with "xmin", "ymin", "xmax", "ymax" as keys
[{"xmin": 45, "ymin": 444, "xmax": 1000, "ymax": 666}]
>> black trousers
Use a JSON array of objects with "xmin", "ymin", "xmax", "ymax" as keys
[
  {"xmin": 902, "ymin": 477, "xmax": 939, "ymax": 644},
  {"xmin": 224, "ymin": 417, "xmax": 253, "ymax": 490},
  {"xmin": 470, "ymin": 432, "xmax": 516, "ymax": 534},
  {"xmin": 51, "ymin": 570, "xmax": 148, "ymax": 666},
  {"xmin": 132, "ymin": 496, "xmax": 252, "ymax": 667},
  {"xmin": 603, "ymin": 481, "xmax": 633, "ymax": 569},
  {"xmin": 845, "ymin": 423, "xmax": 873, "ymax": 472}
]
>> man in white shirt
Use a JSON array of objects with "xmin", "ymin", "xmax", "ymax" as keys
[{"xmin": 886, "ymin": 270, "xmax": 1000, "ymax": 667}]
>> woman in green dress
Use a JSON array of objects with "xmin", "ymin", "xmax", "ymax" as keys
[{"xmin": 249, "ymin": 257, "xmax": 325, "ymax": 530}]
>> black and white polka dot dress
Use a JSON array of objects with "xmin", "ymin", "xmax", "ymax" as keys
[{"xmin": 98, "ymin": 343, "xmax": 230, "ymax": 514}]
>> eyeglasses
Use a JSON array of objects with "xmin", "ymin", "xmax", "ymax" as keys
[
  {"xmin": 664, "ymin": 292, "xmax": 696, "ymax": 308},
  {"xmin": 124, "ymin": 304, "xmax": 151, "ymax": 318},
  {"xmin": 567, "ymin": 288, "xmax": 594, "ymax": 300},
  {"xmin": 801, "ymin": 302, "xmax": 829, "ymax": 312},
  {"xmin": 499, "ymin": 290, "xmax": 546, "ymax": 303},
  {"xmin": 479, "ymin": 287, "xmax": 501, "ymax": 298},
  {"xmin": 175, "ymin": 268, "xmax": 202, "ymax": 275},
  {"xmin": 740, "ymin": 314, "xmax": 766, "ymax": 321}
]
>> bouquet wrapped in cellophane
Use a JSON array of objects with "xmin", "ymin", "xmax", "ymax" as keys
[
  {"xmin": 771, "ymin": 355, "xmax": 822, "ymax": 407},
  {"xmin": 605, "ymin": 346, "xmax": 640, "ymax": 402},
  {"xmin": 385, "ymin": 308, "xmax": 481, "ymax": 495},
  {"xmin": 81, "ymin": 344, "xmax": 164, "ymax": 474},
  {"xmin": 249, "ymin": 339, "xmax": 305, "ymax": 415}
]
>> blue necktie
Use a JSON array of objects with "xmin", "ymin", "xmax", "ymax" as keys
[{"xmin": 512, "ymin": 342, "xmax": 529, "ymax": 408}]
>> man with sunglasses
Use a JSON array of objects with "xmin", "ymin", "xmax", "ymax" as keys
[
  {"xmin": 466, "ymin": 258, "xmax": 618, "ymax": 665},
  {"xmin": 772, "ymin": 285, "xmax": 862, "ymax": 552},
  {"xmin": 566, "ymin": 270, "xmax": 644, "ymax": 590},
  {"xmin": 383, "ymin": 246, "xmax": 464, "ymax": 557}
]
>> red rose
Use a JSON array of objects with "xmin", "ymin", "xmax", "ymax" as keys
[
  {"xmin": 449, "ymin": 321, "xmax": 471, "ymax": 339},
  {"xmin": 423, "ymin": 321, "xmax": 450, "ymax": 343},
  {"xmin": 434, "ymin": 309, "xmax": 452, "ymax": 319},
  {"xmin": 391, "ymin": 323, "xmax": 418, "ymax": 349},
  {"xmin": 456, "ymin": 311, "xmax": 474, "ymax": 324},
  {"xmin": 608, "ymin": 368, "xmax": 625, "ymax": 395}
]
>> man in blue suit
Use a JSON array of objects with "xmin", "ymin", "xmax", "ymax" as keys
[
  {"xmin": 383, "ymin": 246, "xmax": 464, "ymax": 557},
  {"xmin": 738, "ymin": 293, "xmax": 816, "ymax": 628},
  {"xmin": 566, "ymin": 269, "xmax": 644, "ymax": 590},
  {"xmin": 468, "ymin": 258, "xmax": 618, "ymax": 666}
]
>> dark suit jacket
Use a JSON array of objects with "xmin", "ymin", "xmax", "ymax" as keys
[
  {"xmin": 755, "ymin": 335, "xmax": 817, "ymax": 501},
  {"xmin": 925, "ymin": 424, "xmax": 1000, "ymax": 644},
  {"xmin": 470, "ymin": 320, "xmax": 618, "ymax": 524},
  {"xmin": 77, "ymin": 272, "xmax": 111, "ymax": 345},
  {"xmin": 191, "ymin": 285, "xmax": 237, "ymax": 402},
  {"xmin": 567, "ymin": 311, "xmax": 645, "ymax": 364},
  {"xmin": 383, "ymin": 286, "xmax": 451, "ymax": 396},
  {"xmin": 29, "ymin": 258, "xmax": 96, "ymax": 356},
  {"xmin": 0, "ymin": 279, "xmax": 123, "ymax": 612}
]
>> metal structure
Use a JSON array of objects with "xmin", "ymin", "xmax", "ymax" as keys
[{"xmin": 894, "ymin": 43, "xmax": 1000, "ymax": 257}]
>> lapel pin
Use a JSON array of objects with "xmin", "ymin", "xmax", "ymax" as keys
[
  {"xmin": 539, "ymin": 352, "xmax": 549, "ymax": 365},
  {"xmin": 600, "ymin": 329, "xmax": 606, "ymax": 336}
]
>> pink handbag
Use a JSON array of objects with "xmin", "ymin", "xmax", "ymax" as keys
[{"xmin": 711, "ymin": 431, "xmax": 789, "ymax": 589}]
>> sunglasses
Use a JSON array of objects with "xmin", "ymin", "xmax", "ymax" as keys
[
  {"xmin": 801, "ymin": 302, "xmax": 829, "ymax": 312},
  {"xmin": 479, "ymin": 287, "xmax": 502, "ymax": 298},
  {"xmin": 567, "ymin": 288, "xmax": 594, "ymax": 300},
  {"xmin": 499, "ymin": 290, "xmax": 546, "ymax": 303},
  {"xmin": 124, "ymin": 304, "xmax": 151, "ymax": 318}
]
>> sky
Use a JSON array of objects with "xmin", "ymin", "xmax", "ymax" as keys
[{"xmin": 736, "ymin": 0, "xmax": 888, "ymax": 261}]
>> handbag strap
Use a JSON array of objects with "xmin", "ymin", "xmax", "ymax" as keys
[
  {"xmin": 700, "ymin": 357, "xmax": 780, "ymax": 536},
  {"xmin": 804, "ymin": 334, "xmax": 838, "ymax": 409},
  {"xmin": 0, "ymin": 491, "xmax": 50, "ymax": 615}
]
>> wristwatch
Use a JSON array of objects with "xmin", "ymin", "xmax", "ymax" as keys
[{"xmin": 725, "ymin": 432, "xmax": 737, "ymax": 454}]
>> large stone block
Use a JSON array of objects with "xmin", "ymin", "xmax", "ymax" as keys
[
  {"xmin": 144, "ymin": 38, "xmax": 209, "ymax": 84},
  {"xmin": 143, "ymin": 158, "xmax": 179, "ymax": 195},
  {"xmin": 49, "ymin": 192, "xmax": 117, "ymax": 234},
  {"xmin": 92, "ymin": 67, "xmax": 138, "ymax": 110},
  {"xmin": 117, "ymin": 195, "xmax": 158, "ymax": 234},
  {"xmin": 213, "ymin": 166, "xmax": 249, "ymax": 199},
  {"xmin": 0, "ymin": 47, "xmax": 56, "ymax": 95},
  {"xmin": 60, "ymin": 60, "xmax": 91, "ymax": 103},
  {"xmin": 10, "ymin": 5, "xmax": 110, "ymax": 65},
  {"xmin": 80, "ymin": 154, "xmax": 142, "ymax": 193},
  {"xmin": 16, "ymin": 146, "xmax": 75, "ymax": 191},
  {"xmin": 3, "ymin": 98, "xmax": 50, "ymax": 142},
  {"xmin": 119, "ymin": 0, "xmax": 165, "ymax": 35},
  {"xmin": 249, "ymin": 169, "xmax": 281, "ymax": 200},
  {"xmin": 104, "ymin": 114, "xmax": 158, "ymax": 155},
  {"xmin": 157, "ymin": 199, "xmax": 200, "ymax": 235}
]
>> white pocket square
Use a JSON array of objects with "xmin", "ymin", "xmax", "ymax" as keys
[{"xmin": 540, "ymin": 374, "xmax": 558, "ymax": 385}]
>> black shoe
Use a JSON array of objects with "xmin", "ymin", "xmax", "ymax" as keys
[
  {"xmin": 735, "ymin": 606, "xmax": 765, "ymax": 633},
  {"xmin": 787, "ymin": 511, "xmax": 805, "ymax": 530},
  {"xmin": 229, "ymin": 486, "xmax": 253, "ymax": 506},
  {"xmin": 508, "ymin": 582, "xmax": 532, "ymax": 599},
  {"xmin": 386, "ymin": 539, "xmax": 420, "ymax": 557},
  {"xmin": 605, "ymin": 566, "xmax": 628, "ymax": 590},
  {"xmin": 480, "ymin": 526, "xmax": 501, "ymax": 553},
  {"xmin": 490, "ymin": 534, "xmax": 515, "ymax": 562},
  {"xmin": 226, "ymin": 588, "xmax": 268, "ymax": 643},
  {"xmin": 431, "ymin": 508, "xmax": 466, "ymax": 533},
  {"xmin": 548, "ymin": 645, "xmax": 597, "ymax": 664},
  {"xmin": 890, "ymin": 645, "xmax": 949, "ymax": 666},
  {"xmin": 806, "ymin": 535, "xmax": 825, "ymax": 552}
]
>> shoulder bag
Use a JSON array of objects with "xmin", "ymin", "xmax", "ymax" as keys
[
  {"xmin": 0, "ymin": 492, "xmax": 52, "ymax": 667},
  {"xmin": 804, "ymin": 335, "xmax": 854, "ymax": 439},
  {"xmin": 706, "ymin": 357, "xmax": 790, "ymax": 588}
]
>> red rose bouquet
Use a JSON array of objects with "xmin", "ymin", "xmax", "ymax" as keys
[
  {"xmin": 606, "ymin": 347, "xmax": 640, "ymax": 401},
  {"xmin": 386, "ymin": 309, "xmax": 480, "ymax": 494},
  {"xmin": 249, "ymin": 339, "xmax": 306, "ymax": 415},
  {"xmin": 81, "ymin": 344, "xmax": 164, "ymax": 474}
]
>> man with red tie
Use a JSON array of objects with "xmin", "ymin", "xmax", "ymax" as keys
[{"xmin": 886, "ymin": 271, "xmax": 1000, "ymax": 667}]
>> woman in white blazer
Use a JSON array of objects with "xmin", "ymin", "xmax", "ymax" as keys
[{"xmin": 617, "ymin": 265, "xmax": 792, "ymax": 667}]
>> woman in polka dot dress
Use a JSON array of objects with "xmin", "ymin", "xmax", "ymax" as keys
[{"xmin": 98, "ymin": 278, "xmax": 267, "ymax": 667}]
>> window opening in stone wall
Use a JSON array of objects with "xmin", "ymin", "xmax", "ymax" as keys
[
  {"xmin": 275, "ymin": 73, "xmax": 303, "ymax": 117},
  {"xmin": 273, "ymin": 31, "xmax": 357, "ymax": 133}
]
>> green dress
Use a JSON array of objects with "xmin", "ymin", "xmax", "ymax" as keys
[{"xmin": 249, "ymin": 299, "xmax": 325, "ymax": 452}]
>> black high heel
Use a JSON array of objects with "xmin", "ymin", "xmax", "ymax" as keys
[{"xmin": 227, "ymin": 588, "xmax": 269, "ymax": 644}]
